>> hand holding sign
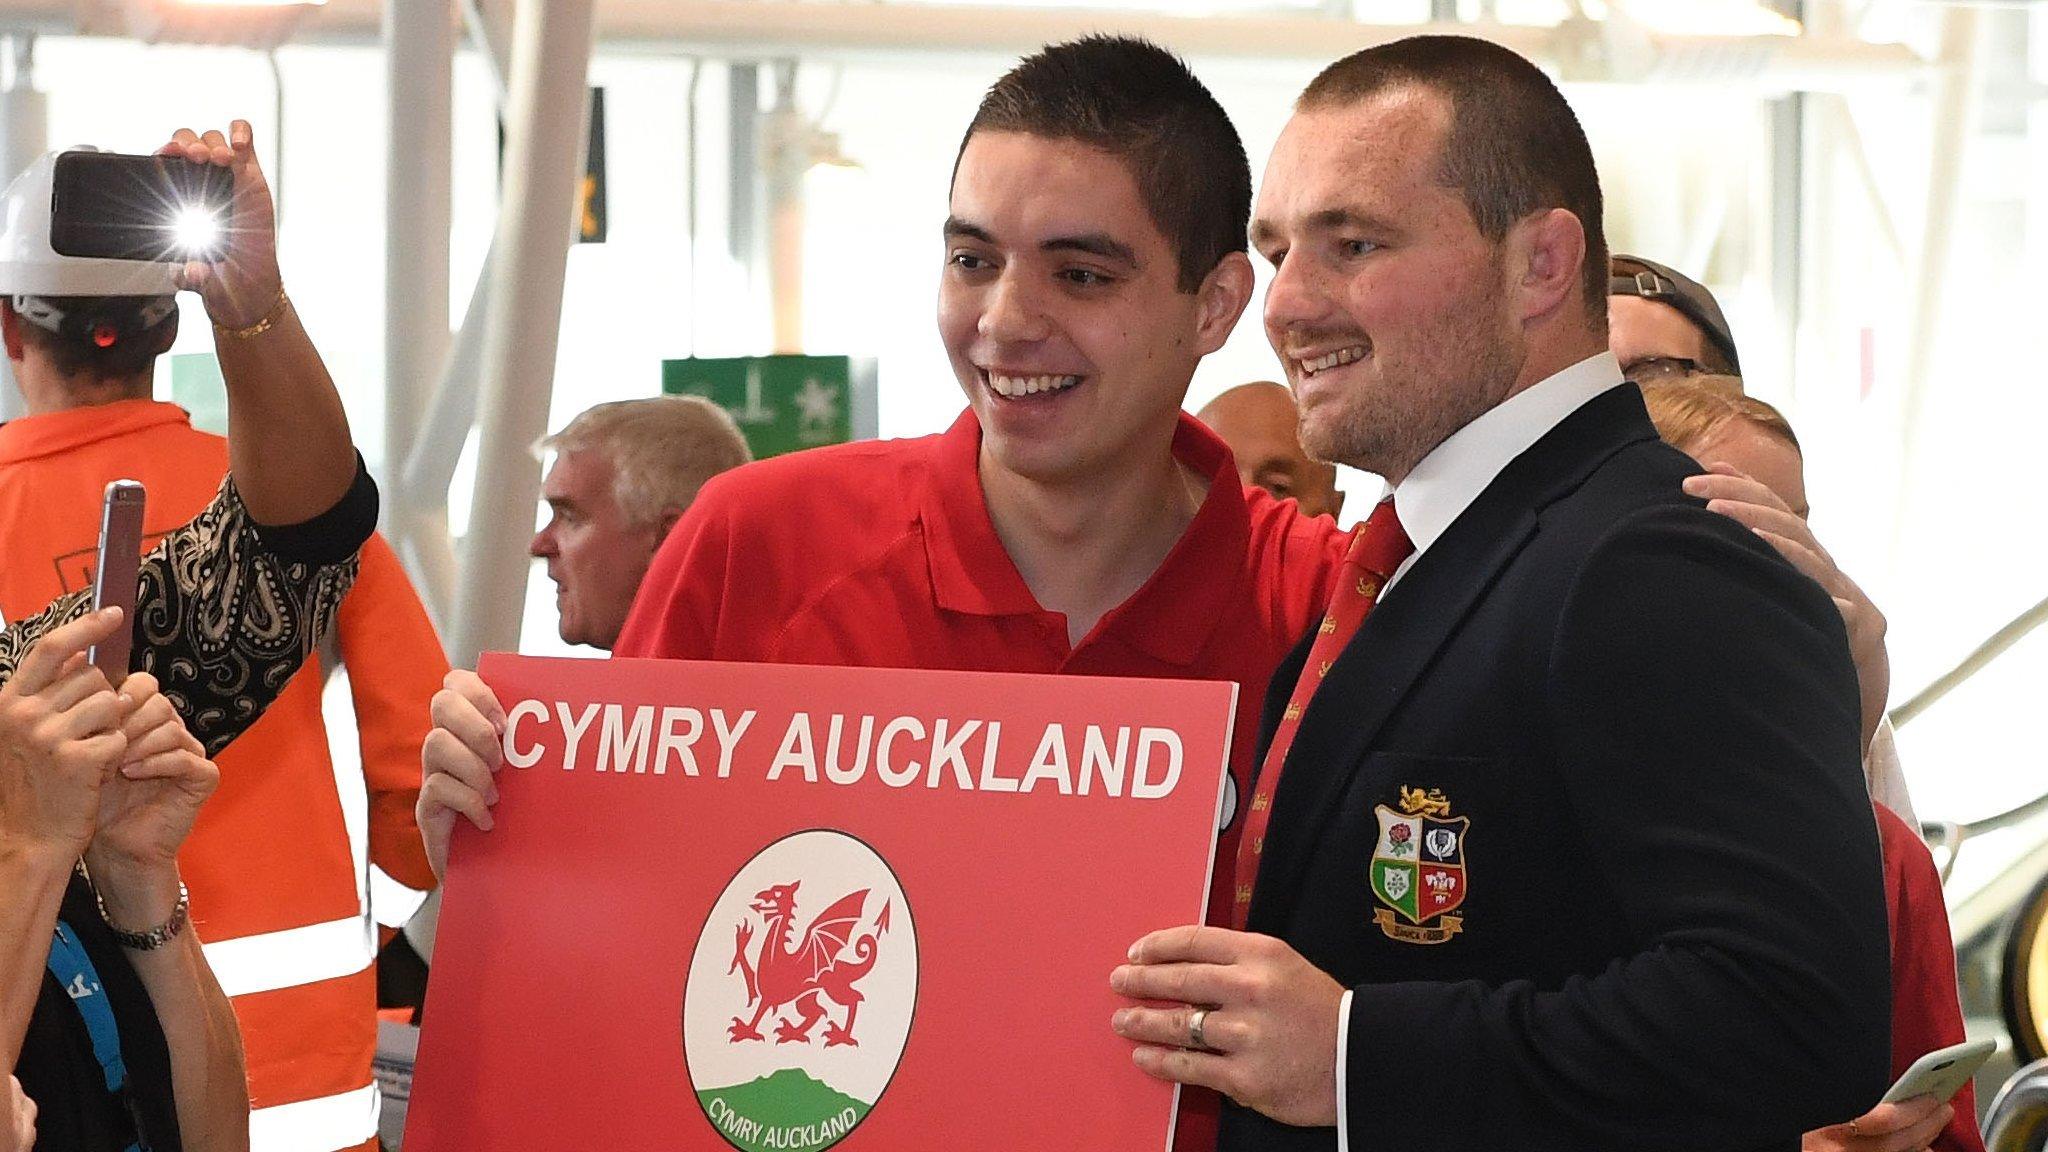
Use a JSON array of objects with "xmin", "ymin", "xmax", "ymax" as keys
[
  {"xmin": 1111, "ymin": 924, "xmax": 1344, "ymax": 1128},
  {"xmin": 417, "ymin": 668, "xmax": 507, "ymax": 880}
]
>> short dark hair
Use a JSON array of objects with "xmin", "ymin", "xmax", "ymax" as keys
[
  {"xmin": 1299, "ymin": 35, "xmax": 1608, "ymax": 324},
  {"xmin": 11, "ymin": 296, "xmax": 177, "ymax": 380},
  {"xmin": 957, "ymin": 35, "xmax": 1250, "ymax": 293}
]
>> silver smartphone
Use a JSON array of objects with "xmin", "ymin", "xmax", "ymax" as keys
[
  {"xmin": 87, "ymin": 479, "xmax": 146, "ymax": 683},
  {"xmin": 1879, "ymin": 1037, "xmax": 1996, "ymax": 1105}
]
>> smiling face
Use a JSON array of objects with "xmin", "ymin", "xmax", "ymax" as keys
[
  {"xmin": 939, "ymin": 131, "xmax": 1246, "ymax": 486},
  {"xmin": 1252, "ymin": 88, "xmax": 1525, "ymax": 483}
]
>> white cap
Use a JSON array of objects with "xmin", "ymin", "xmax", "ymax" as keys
[{"xmin": 0, "ymin": 149, "xmax": 182, "ymax": 298}]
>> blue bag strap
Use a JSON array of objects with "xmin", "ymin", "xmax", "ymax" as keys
[{"xmin": 47, "ymin": 918, "xmax": 147, "ymax": 1152}]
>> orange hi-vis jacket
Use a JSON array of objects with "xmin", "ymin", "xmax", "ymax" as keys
[{"xmin": 0, "ymin": 399, "xmax": 447, "ymax": 1152}]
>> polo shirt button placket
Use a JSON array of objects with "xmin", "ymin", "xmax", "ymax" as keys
[{"xmin": 1043, "ymin": 617, "xmax": 1075, "ymax": 665}]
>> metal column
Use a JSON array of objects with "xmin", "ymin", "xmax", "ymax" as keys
[
  {"xmin": 1765, "ymin": 0, "xmax": 1806, "ymax": 394},
  {"xmin": 396, "ymin": 243, "xmax": 494, "ymax": 628},
  {"xmin": 1895, "ymin": 9, "xmax": 1982, "ymax": 517},
  {"xmin": 450, "ymin": 0, "xmax": 597, "ymax": 665},
  {"xmin": 383, "ymin": 0, "xmax": 454, "ymax": 500},
  {"xmin": 764, "ymin": 60, "xmax": 806, "ymax": 354}
]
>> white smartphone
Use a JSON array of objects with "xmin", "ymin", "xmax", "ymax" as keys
[
  {"xmin": 1879, "ymin": 1037, "xmax": 1996, "ymax": 1105},
  {"xmin": 87, "ymin": 479, "xmax": 146, "ymax": 684}
]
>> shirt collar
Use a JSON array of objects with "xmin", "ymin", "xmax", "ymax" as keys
[
  {"xmin": 923, "ymin": 409, "xmax": 1040, "ymax": 617},
  {"xmin": 0, "ymin": 399, "xmax": 191, "ymax": 465},
  {"xmin": 920, "ymin": 408, "xmax": 1249, "ymax": 665},
  {"xmin": 1392, "ymin": 351, "xmax": 1622, "ymax": 561}
]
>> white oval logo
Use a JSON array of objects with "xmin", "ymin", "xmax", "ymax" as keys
[{"xmin": 683, "ymin": 829, "xmax": 918, "ymax": 1152}]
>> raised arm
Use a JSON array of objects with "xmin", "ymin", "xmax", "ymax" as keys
[
  {"xmin": 0, "ymin": 120, "xmax": 375, "ymax": 756},
  {"xmin": 162, "ymin": 121, "xmax": 353, "ymax": 528}
]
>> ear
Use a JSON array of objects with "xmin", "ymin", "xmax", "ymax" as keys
[
  {"xmin": 1193, "ymin": 251, "xmax": 1255, "ymax": 357},
  {"xmin": 651, "ymin": 507, "xmax": 685, "ymax": 550},
  {"xmin": 0, "ymin": 301, "xmax": 24, "ymax": 364},
  {"xmin": 1506, "ymin": 208, "xmax": 1587, "ymax": 328},
  {"xmin": 149, "ymin": 309, "xmax": 181, "ymax": 358}
]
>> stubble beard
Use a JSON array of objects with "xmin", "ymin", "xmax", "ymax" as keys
[{"xmin": 1302, "ymin": 298, "xmax": 1522, "ymax": 483}]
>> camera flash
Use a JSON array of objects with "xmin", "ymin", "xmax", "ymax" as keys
[{"xmin": 171, "ymin": 205, "xmax": 221, "ymax": 255}]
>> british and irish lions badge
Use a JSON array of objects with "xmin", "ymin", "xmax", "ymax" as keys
[
  {"xmin": 683, "ymin": 830, "xmax": 918, "ymax": 1152},
  {"xmin": 1370, "ymin": 785, "xmax": 1469, "ymax": 944}
]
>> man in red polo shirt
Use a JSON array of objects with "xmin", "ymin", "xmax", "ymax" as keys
[{"xmin": 419, "ymin": 35, "xmax": 1345, "ymax": 1151}]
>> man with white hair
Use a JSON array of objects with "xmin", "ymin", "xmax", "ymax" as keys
[{"xmin": 529, "ymin": 396, "xmax": 751, "ymax": 650}]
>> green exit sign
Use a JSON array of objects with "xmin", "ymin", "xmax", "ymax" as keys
[{"xmin": 661, "ymin": 355, "xmax": 878, "ymax": 459}]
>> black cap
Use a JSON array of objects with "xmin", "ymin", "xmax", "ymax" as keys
[{"xmin": 1609, "ymin": 254, "xmax": 1740, "ymax": 375}]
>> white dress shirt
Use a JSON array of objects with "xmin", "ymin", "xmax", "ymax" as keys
[{"xmin": 1333, "ymin": 350, "xmax": 1621, "ymax": 1149}]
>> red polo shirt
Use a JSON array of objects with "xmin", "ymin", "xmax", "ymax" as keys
[
  {"xmin": 1877, "ymin": 804, "xmax": 1984, "ymax": 1152},
  {"xmin": 616, "ymin": 408, "xmax": 1345, "ymax": 1150}
]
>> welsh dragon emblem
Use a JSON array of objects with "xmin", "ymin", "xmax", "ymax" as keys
[{"xmin": 727, "ymin": 881, "xmax": 892, "ymax": 1048}]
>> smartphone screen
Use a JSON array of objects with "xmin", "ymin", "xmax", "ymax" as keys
[
  {"xmin": 88, "ymin": 480, "xmax": 146, "ymax": 683},
  {"xmin": 48, "ymin": 151, "xmax": 235, "ymax": 264}
]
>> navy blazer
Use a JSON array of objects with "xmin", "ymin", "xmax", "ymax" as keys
[{"xmin": 1221, "ymin": 384, "xmax": 1891, "ymax": 1151}]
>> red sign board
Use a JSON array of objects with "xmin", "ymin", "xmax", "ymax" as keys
[{"xmin": 406, "ymin": 655, "xmax": 1236, "ymax": 1152}]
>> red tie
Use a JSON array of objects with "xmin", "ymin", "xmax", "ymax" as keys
[{"xmin": 1230, "ymin": 497, "xmax": 1413, "ymax": 930}]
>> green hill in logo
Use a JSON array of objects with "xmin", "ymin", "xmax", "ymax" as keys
[{"xmin": 698, "ymin": 1068, "xmax": 872, "ymax": 1152}]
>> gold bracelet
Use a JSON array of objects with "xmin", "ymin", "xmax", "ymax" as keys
[{"xmin": 213, "ymin": 288, "xmax": 291, "ymax": 341}]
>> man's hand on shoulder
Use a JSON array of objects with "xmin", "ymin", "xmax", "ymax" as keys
[
  {"xmin": 418, "ymin": 669, "xmax": 507, "ymax": 881},
  {"xmin": 1110, "ymin": 925, "xmax": 1343, "ymax": 1128}
]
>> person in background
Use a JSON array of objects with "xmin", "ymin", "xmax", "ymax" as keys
[
  {"xmin": 1196, "ymin": 382, "xmax": 1345, "ymax": 520},
  {"xmin": 0, "ymin": 123, "xmax": 408, "ymax": 1152},
  {"xmin": 530, "ymin": 396, "xmax": 752, "ymax": 651},
  {"xmin": 2, "ymin": 121, "xmax": 376, "ymax": 1152},
  {"xmin": 1604, "ymin": 261, "xmax": 1912, "ymax": 824},
  {"xmin": 1607, "ymin": 253, "xmax": 1741, "ymax": 384},
  {"xmin": 1647, "ymin": 380, "xmax": 1982, "ymax": 1152}
]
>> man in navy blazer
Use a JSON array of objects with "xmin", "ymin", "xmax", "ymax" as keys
[{"xmin": 1111, "ymin": 35, "xmax": 1890, "ymax": 1151}]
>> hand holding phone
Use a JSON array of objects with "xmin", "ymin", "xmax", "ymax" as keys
[
  {"xmin": 87, "ymin": 480, "xmax": 145, "ymax": 684},
  {"xmin": 1880, "ymin": 1037, "xmax": 1995, "ymax": 1105}
]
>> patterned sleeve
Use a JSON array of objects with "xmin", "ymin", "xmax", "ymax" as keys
[{"xmin": 0, "ymin": 467, "xmax": 373, "ymax": 758}]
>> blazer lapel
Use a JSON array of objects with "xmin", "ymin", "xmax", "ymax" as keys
[{"xmin": 1246, "ymin": 384, "xmax": 1658, "ymax": 933}]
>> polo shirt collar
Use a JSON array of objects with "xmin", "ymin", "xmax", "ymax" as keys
[
  {"xmin": 0, "ymin": 398, "xmax": 191, "ymax": 465},
  {"xmin": 923, "ymin": 409, "xmax": 1041, "ymax": 617},
  {"xmin": 921, "ymin": 408, "xmax": 1251, "ymax": 666}
]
